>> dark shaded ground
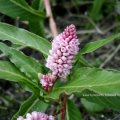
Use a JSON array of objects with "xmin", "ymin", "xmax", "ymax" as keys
[{"xmin": 0, "ymin": 0, "xmax": 120, "ymax": 120}]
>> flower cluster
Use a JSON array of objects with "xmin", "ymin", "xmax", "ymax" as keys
[
  {"xmin": 17, "ymin": 111, "xmax": 54, "ymax": 120},
  {"xmin": 39, "ymin": 73, "xmax": 57, "ymax": 91},
  {"xmin": 39, "ymin": 24, "xmax": 79, "ymax": 91},
  {"xmin": 46, "ymin": 24, "xmax": 79, "ymax": 78}
]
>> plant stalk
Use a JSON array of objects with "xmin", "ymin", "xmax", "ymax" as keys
[{"xmin": 61, "ymin": 93, "xmax": 67, "ymax": 120}]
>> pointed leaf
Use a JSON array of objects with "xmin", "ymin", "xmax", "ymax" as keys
[
  {"xmin": 66, "ymin": 100, "xmax": 82, "ymax": 120},
  {"xmin": 80, "ymin": 90, "xmax": 120, "ymax": 110},
  {"xmin": 0, "ymin": 0, "xmax": 45, "ymax": 20},
  {"xmin": 81, "ymin": 98, "xmax": 104, "ymax": 112},
  {"xmin": 89, "ymin": 0, "xmax": 104, "ymax": 21},
  {"xmin": 74, "ymin": 54, "xmax": 92, "ymax": 68},
  {"xmin": 46, "ymin": 67, "xmax": 120, "ymax": 100},
  {"xmin": 0, "ymin": 61, "xmax": 39, "ymax": 93},
  {"xmin": 0, "ymin": 22, "xmax": 51, "ymax": 56},
  {"xmin": 80, "ymin": 33, "xmax": 120, "ymax": 54},
  {"xmin": 12, "ymin": 94, "xmax": 37, "ymax": 120},
  {"xmin": 29, "ymin": 20, "xmax": 45, "ymax": 37},
  {"xmin": 29, "ymin": 99, "xmax": 48, "ymax": 113},
  {"xmin": 12, "ymin": 94, "xmax": 48, "ymax": 120},
  {"xmin": 0, "ymin": 42, "xmax": 44, "ymax": 81},
  {"xmin": 0, "ymin": 61, "xmax": 27, "ymax": 82},
  {"xmin": 32, "ymin": 0, "xmax": 44, "ymax": 10}
]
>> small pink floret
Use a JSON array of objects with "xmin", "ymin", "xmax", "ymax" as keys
[{"xmin": 39, "ymin": 73, "xmax": 57, "ymax": 91}]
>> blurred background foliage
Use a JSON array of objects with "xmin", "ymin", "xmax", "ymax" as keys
[{"xmin": 0, "ymin": 0, "xmax": 120, "ymax": 119}]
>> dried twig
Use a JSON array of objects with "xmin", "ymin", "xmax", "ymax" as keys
[
  {"xmin": 100, "ymin": 43, "xmax": 120, "ymax": 68},
  {"xmin": 67, "ymin": 14, "xmax": 104, "ymax": 35},
  {"xmin": 77, "ymin": 29, "xmax": 96, "ymax": 34},
  {"xmin": 44, "ymin": 0, "xmax": 58, "ymax": 37},
  {"xmin": 77, "ymin": 22, "xmax": 120, "ymax": 35}
]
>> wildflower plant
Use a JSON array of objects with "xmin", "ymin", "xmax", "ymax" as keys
[{"xmin": 0, "ymin": 1, "xmax": 120, "ymax": 120}]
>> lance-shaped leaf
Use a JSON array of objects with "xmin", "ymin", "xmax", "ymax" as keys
[
  {"xmin": 80, "ymin": 89, "xmax": 120, "ymax": 111},
  {"xmin": 81, "ymin": 98, "xmax": 104, "ymax": 112},
  {"xmin": 0, "ymin": 0, "xmax": 45, "ymax": 36},
  {"xmin": 29, "ymin": 20, "xmax": 45, "ymax": 37},
  {"xmin": 80, "ymin": 33, "xmax": 120, "ymax": 54},
  {"xmin": 12, "ymin": 94, "xmax": 48, "ymax": 120},
  {"xmin": 89, "ymin": 0, "xmax": 104, "ymax": 21},
  {"xmin": 0, "ymin": 22, "xmax": 51, "ymax": 56},
  {"xmin": 66, "ymin": 100, "xmax": 82, "ymax": 120},
  {"xmin": 0, "ymin": 61, "xmax": 39, "ymax": 93},
  {"xmin": 12, "ymin": 94, "xmax": 37, "ymax": 120},
  {"xmin": 31, "ymin": 0, "xmax": 44, "ymax": 10},
  {"xmin": 0, "ymin": 42, "xmax": 44, "ymax": 81},
  {"xmin": 0, "ymin": 0, "xmax": 45, "ymax": 20},
  {"xmin": 46, "ymin": 67, "xmax": 120, "ymax": 100}
]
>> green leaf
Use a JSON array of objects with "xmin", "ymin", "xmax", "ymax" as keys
[
  {"xmin": 30, "ymin": 0, "xmax": 45, "ymax": 36},
  {"xmin": 0, "ymin": 22, "xmax": 51, "ymax": 56},
  {"xmin": 31, "ymin": 0, "xmax": 40, "ymax": 9},
  {"xmin": 31, "ymin": 0, "xmax": 44, "ymax": 11},
  {"xmin": 12, "ymin": 94, "xmax": 37, "ymax": 120},
  {"xmin": 29, "ymin": 20, "xmax": 45, "ymax": 37},
  {"xmin": 12, "ymin": 94, "xmax": 48, "ymax": 120},
  {"xmin": 89, "ymin": 96, "xmax": 120, "ymax": 111},
  {"xmin": 81, "ymin": 98, "xmax": 104, "ymax": 112},
  {"xmin": 46, "ymin": 67, "xmax": 120, "ymax": 100},
  {"xmin": 12, "ymin": 95, "xmax": 37, "ymax": 120},
  {"xmin": 80, "ymin": 90, "xmax": 120, "ymax": 110},
  {"xmin": 0, "ymin": 61, "xmax": 39, "ymax": 93},
  {"xmin": 0, "ymin": 61, "xmax": 27, "ymax": 82},
  {"xmin": 0, "ymin": 0, "xmax": 45, "ymax": 36},
  {"xmin": 70, "ymin": 55, "xmax": 92, "ymax": 81},
  {"xmin": 0, "ymin": 0, "xmax": 45, "ymax": 21},
  {"xmin": 66, "ymin": 100, "xmax": 82, "ymax": 120},
  {"xmin": 74, "ymin": 54, "xmax": 92, "ymax": 67},
  {"xmin": 80, "ymin": 33, "xmax": 120, "ymax": 54},
  {"xmin": 0, "ymin": 42, "xmax": 44, "ymax": 81},
  {"xmin": 29, "ymin": 99, "xmax": 48, "ymax": 113},
  {"xmin": 89, "ymin": 0, "xmax": 104, "ymax": 21}
]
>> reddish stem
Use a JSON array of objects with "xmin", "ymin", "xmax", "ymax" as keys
[{"xmin": 61, "ymin": 93, "xmax": 67, "ymax": 120}]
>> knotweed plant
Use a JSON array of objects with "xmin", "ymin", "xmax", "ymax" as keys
[
  {"xmin": 0, "ymin": 18, "xmax": 120, "ymax": 120},
  {"xmin": 39, "ymin": 24, "xmax": 80, "ymax": 92}
]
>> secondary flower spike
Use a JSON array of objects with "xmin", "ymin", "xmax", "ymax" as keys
[
  {"xmin": 39, "ymin": 73, "xmax": 57, "ymax": 91},
  {"xmin": 17, "ymin": 111, "xmax": 54, "ymax": 120},
  {"xmin": 46, "ymin": 24, "xmax": 80, "ymax": 78}
]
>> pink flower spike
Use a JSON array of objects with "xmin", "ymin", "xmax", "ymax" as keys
[
  {"xmin": 46, "ymin": 24, "xmax": 80, "ymax": 79},
  {"xmin": 17, "ymin": 111, "xmax": 54, "ymax": 120},
  {"xmin": 39, "ymin": 73, "xmax": 57, "ymax": 91}
]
